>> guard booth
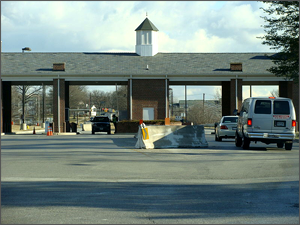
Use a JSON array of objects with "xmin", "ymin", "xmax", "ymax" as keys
[{"xmin": 91, "ymin": 105, "xmax": 97, "ymax": 117}]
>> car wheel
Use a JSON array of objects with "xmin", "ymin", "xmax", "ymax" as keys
[
  {"xmin": 219, "ymin": 137, "xmax": 222, "ymax": 142},
  {"xmin": 277, "ymin": 143, "xmax": 284, "ymax": 148},
  {"xmin": 285, "ymin": 142, "xmax": 293, "ymax": 150},
  {"xmin": 107, "ymin": 130, "xmax": 111, "ymax": 135},
  {"xmin": 242, "ymin": 135, "xmax": 250, "ymax": 150},
  {"xmin": 235, "ymin": 132, "xmax": 242, "ymax": 147},
  {"xmin": 92, "ymin": 130, "xmax": 95, "ymax": 135}
]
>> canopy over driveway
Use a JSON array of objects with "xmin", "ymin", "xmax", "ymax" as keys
[{"xmin": 1, "ymin": 52, "xmax": 298, "ymax": 133}]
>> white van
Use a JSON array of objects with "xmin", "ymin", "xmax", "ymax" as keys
[{"xmin": 234, "ymin": 97, "xmax": 297, "ymax": 150}]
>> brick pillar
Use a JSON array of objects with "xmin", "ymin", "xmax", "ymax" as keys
[
  {"xmin": 293, "ymin": 83, "xmax": 299, "ymax": 131},
  {"xmin": 65, "ymin": 81, "xmax": 70, "ymax": 132},
  {"xmin": 222, "ymin": 79, "xmax": 242, "ymax": 116},
  {"xmin": 53, "ymin": 79, "xmax": 65, "ymax": 133},
  {"xmin": 222, "ymin": 81, "xmax": 231, "ymax": 116},
  {"xmin": 127, "ymin": 79, "xmax": 131, "ymax": 120},
  {"xmin": 1, "ymin": 80, "xmax": 2, "ymax": 133},
  {"xmin": 280, "ymin": 81, "xmax": 299, "ymax": 131},
  {"xmin": 131, "ymin": 79, "xmax": 167, "ymax": 120},
  {"xmin": 1, "ymin": 81, "xmax": 12, "ymax": 133},
  {"xmin": 65, "ymin": 81, "xmax": 69, "ymax": 121},
  {"xmin": 279, "ymin": 81, "xmax": 293, "ymax": 98}
]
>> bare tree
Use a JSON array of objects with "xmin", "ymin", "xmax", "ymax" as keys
[
  {"xmin": 187, "ymin": 88, "xmax": 222, "ymax": 125},
  {"xmin": 187, "ymin": 102, "xmax": 221, "ymax": 125},
  {"xmin": 90, "ymin": 90, "xmax": 109, "ymax": 111},
  {"xmin": 270, "ymin": 89, "xmax": 279, "ymax": 97},
  {"xmin": 110, "ymin": 85, "xmax": 127, "ymax": 111},
  {"xmin": 214, "ymin": 87, "xmax": 222, "ymax": 103},
  {"xmin": 69, "ymin": 86, "xmax": 88, "ymax": 109},
  {"xmin": 14, "ymin": 85, "xmax": 43, "ymax": 124}
]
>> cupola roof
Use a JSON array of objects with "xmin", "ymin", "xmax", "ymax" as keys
[{"xmin": 135, "ymin": 18, "xmax": 159, "ymax": 31}]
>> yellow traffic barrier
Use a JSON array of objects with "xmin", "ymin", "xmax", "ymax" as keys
[{"xmin": 142, "ymin": 127, "xmax": 149, "ymax": 140}]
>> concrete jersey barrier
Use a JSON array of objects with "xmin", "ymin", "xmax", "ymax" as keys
[{"xmin": 135, "ymin": 125, "xmax": 208, "ymax": 149}]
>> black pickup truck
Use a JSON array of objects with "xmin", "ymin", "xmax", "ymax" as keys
[{"xmin": 91, "ymin": 116, "xmax": 111, "ymax": 134}]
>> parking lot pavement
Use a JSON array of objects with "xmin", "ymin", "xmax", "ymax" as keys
[{"xmin": 1, "ymin": 130, "xmax": 299, "ymax": 224}]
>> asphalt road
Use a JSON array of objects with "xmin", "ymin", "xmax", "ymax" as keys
[{"xmin": 1, "ymin": 130, "xmax": 299, "ymax": 224}]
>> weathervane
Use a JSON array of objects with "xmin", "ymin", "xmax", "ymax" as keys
[{"xmin": 146, "ymin": 12, "xmax": 148, "ymax": 17}]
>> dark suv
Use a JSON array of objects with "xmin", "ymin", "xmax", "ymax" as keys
[{"xmin": 91, "ymin": 116, "xmax": 111, "ymax": 134}]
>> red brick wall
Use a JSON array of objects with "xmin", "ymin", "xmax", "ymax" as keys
[
  {"xmin": 53, "ymin": 63, "xmax": 65, "ymax": 71},
  {"xmin": 1, "ymin": 81, "xmax": 12, "ymax": 133},
  {"xmin": 292, "ymin": 82, "xmax": 299, "ymax": 131},
  {"xmin": 222, "ymin": 81, "xmax": 231, "ymax": 116},
  {"xmin": 222, "ymin": 79, "xmax": 242, "ymax": 116},
  {"xmin": 279, "ymin": 81, "xmax": 299, "ymax": 131},
  {"xmin": 279, "ymin": 81, "xmax": 293, "ymax": 99},
  {"xmin": 131, "ymin": 79, "xmax": 168, "ymax": 120},
  {"xmin": 230, "ymin": 63, "xmax": 243, "ymax": 71}
]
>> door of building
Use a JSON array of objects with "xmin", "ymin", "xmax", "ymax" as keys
[{"xmin": 143, "ymin": 107, "xmax": 154, "ymax": 120}]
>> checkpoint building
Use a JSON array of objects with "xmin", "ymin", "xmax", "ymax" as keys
[{"xmin": 1, "ymin": 17, "xmax": 299, "ymax": 133}]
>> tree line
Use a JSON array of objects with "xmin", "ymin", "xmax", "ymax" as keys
[{"xmin": 11, "ymin": 85, "xmax": 127, "ymax": 125}]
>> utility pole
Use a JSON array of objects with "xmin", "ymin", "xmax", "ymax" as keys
[
  {"xmin": 203, "ymin": 93, "xmax": 205, "ymax": 117},
  {"xmin": 37, "ymin": 94, "xmax": 40, "ymax": 125},
  {"xmin": 116, "ymin": 83, "xmax": 119, "ymax": 116},
  {"xmin": 89, "ymin": 92, "xmax": 91, "ymax": 117}
]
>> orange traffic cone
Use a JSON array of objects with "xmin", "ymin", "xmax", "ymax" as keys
[
  {"xmin": 33, "ymin": 127, "xmax": 36, "ymax": 134},
  {"xmin": 50, "ymin": 127, "xmax": 53, "ymax": 136},
  {"xmin": 47, "ymin": 126, "xmax": 51, "ymax": 136}
]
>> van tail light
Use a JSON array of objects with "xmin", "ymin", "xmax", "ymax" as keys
[
  {"xmin": 247, "ymin": 119, "xmax": 252, "ymax": 126},
  {"xmin": 220, "ymin": 125, "xmax": 228, "ymax": 129},
  {"xmin": 292, "ymin": 120, "xmax": 296, "ymax": 127}
]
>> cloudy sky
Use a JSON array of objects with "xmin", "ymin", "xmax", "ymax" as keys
[
  {"xmin": 1, "ymin": 1, "xmax": 278, "ymax": 100},
  {"xmin": 1, "ymin": 1, "xmax": 273, "ymax": 53}
]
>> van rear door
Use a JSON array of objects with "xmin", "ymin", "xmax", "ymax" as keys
[
  {"xmin": 272, "ymin": 100, "xmax": 291, "ymax": 133},
  {"xmin": 252, "ymin": 100, "xmax": 272, "ymax": 133}
]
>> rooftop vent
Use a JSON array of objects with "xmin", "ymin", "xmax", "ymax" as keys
[
  {"xmin": 53, "ymin": 63, "xmax": 65, "ymax": 71},
  {"xmin": 230, "ymin": 63, "xmax": 242, "ymax": 71}
]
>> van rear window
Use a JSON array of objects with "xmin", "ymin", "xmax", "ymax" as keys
[
  {"xmin": 274, "ymin": 101, "xmax": 290, "ymax": 114},
  {"xmin": 254, "ymin": 100, "xmax": 271, "ymax": 114}
]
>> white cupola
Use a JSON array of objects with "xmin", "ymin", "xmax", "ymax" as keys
[{"xmin": 135, "ymin": 17, "xmax": 159, "ymax": 56}]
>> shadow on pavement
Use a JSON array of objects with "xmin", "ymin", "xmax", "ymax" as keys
[{"xmin": 1, "ymin": 181, "xmax": 299, "ymax": 219}]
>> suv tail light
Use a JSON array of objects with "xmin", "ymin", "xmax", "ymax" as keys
[
  {"xmin": 292, "ymin": 120, "xmax": 296, "ymax": 127},
  {"xmin": 220, "ymin": 125, "xmax": 228, "ymax": 129},
  {"xmin": 247, "ymin": 118, "xmax": 252, "ymax": 126}
]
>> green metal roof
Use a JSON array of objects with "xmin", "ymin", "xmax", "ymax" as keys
[{"xmin": 135, "ymin": 18, "xmax": 159, "ymax": 31}]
